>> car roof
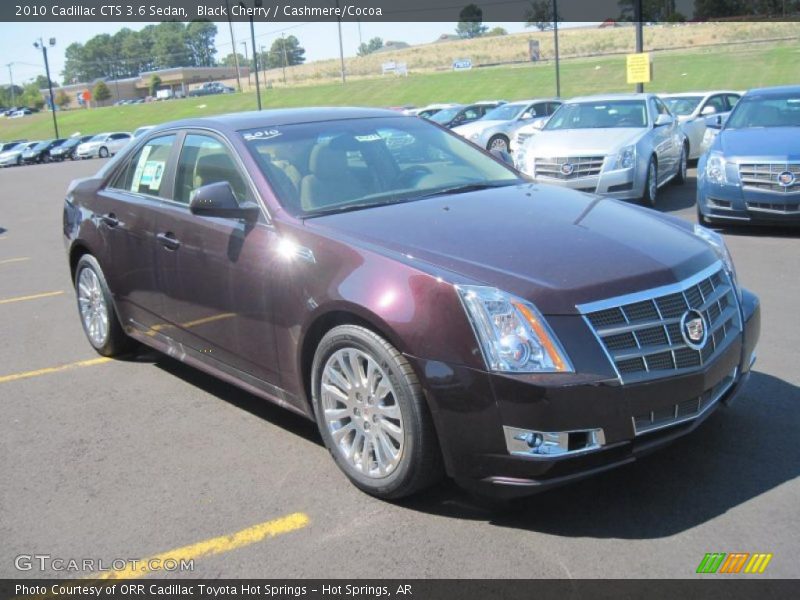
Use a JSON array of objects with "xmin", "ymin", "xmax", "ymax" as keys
[
  {"xmin": 152, "ymin": 107, "xmax": 403, "ymax": 134},
  {"xmin": 659, "ymin": 91, "xmax": 740, "ymax": 98},
  {"xmin": 745, "ymin": 84, "xmax": 800, "ymax": 96},
  {"xmin": 565, "ymin": 93, "xmax": 654, "ymax": 103}
]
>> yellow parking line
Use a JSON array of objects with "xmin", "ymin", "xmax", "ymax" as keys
[
  {"xmin": 94, "ymin": 512, "xmax": 310, "ymax": 579},
  {"xmin": 0, "ymin": 357, "xmax": 111, "ymax": 384},
  {"xmin": 0, "ymin": 290, "xmax": 64, "ymax": 304},
  {"xmin": 0, "ymin": 257, "xmax": 29, "ymax": 265}
]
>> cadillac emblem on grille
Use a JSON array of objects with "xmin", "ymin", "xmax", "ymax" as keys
[
  {"xmin": 681, "ymin": 309, "xmax": 707, "ymax": 350},
  {"xmin": 777, "ymin": 171, "xmax": 796, "ymax": 187},
  {"xmin": 560, "ymin": 163, "xmax": 575, "ymax": 176}
]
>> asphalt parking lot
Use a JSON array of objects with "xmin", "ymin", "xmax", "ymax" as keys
[{"xmin": 1, "ymin": 159, "xmax": 798, "ymax": 580}]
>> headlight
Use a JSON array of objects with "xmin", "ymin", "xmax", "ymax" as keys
[
  {"xmin": 618, "ymin": 145, "xmax": 636, "ymax": 169},
  {"xmin": 456, "ymin": 286, "xmax": 573, "ymax": 373},
  {"xmin": 693, "ymin": 224, "xmax": 740, "ymax": 296},
  {"xmin": 705, "ymin": 151, "xmax": 728, "ymax": 184}
]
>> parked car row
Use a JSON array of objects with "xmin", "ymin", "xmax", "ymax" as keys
[{"xmin": 0, "ymin": 132, "xmax": 134, "ymax": 166}]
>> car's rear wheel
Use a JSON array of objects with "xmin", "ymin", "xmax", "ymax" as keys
[
  {"xmin": 487, "ymin": 135, "xmax": 509, "ymax": 153},
  {"xmin": 74, "ymin": 255, "xmax": 135, "ymax": 357},
  {"xmin": 673, "ymin": 143, "xmax": 688, "ymax": 185},
  {"xmin": 642, "ymin": 156, "xmax": 658, "ymax": 207},
  {"xmin": 98, "ymin": 147, "xmax": 109, "ymax": 158},
  {"xmin": 311, "ymin": 325, "xmax": 443, "ymax": 499}
]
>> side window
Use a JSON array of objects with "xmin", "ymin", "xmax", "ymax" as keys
[
  {"xmin": 110, "ymin": 133, "xmax": 128, "ymax": 141},
  {"xmin": 725, "ymin": 94, "xmax": 741, "ymax": 110},
  {"xmin": 174, "ymin": 134, "xmax": 253, "ymax": 206},
  {"xmin": 109, "ymin": 134, "xmax": 176, "ymax": 198},
  {"xmin": 655, "ymin": 97, "xmax": 671, "ymax": 116},
  {"xmin": 704, "ymin": 95, "xmax": 726, "ymax": 114},
  {"xmin": 463, "ymin": 108, "xmax": 480, "ymax": 120}
]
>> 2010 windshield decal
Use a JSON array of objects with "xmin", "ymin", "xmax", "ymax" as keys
[{"xmin": 243, "ymin": 129, "xmax": 282, "ymax": 142}]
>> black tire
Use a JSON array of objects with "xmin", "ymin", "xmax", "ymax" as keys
[
  {"xmin": 16, "ymin": 156, "xmax": 21, "ymax": 166},
  {"xmin": 98, "ymin": 146, "xmax": 109, "ymax": 158},
  {"xmin": 673, "ymin": 143, "xmax": 688, "ymax": 185},
  {"xmin": 74, "ymin": 254, "xmax": 136, "ymax": 357},
  {"xmin": 311, "ymin": 324, "xmax": 443, "ymax": 499},
  {"xmin": 642, "ymin": 156, "xmax": 658, "ymax": 207},
  {"xmin": 487, "ymin": 134, "xmax": 509, "ymax": 153}
]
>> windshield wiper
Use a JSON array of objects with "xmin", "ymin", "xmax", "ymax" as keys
[{"xmin": 419, "ymin": 181, "xmax": 518, "ymax": 199}]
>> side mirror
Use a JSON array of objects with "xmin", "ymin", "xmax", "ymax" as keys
[
  {"xmin": 707, "ymin": 115, "xmax": 724, "ymax": 129},
  {"xmin": 655, "ymin": 114, "xmax": 674, "ymax": 127},
  {"xmin": 189, "ymin": 181, "xmax": 259, "ymax": 219},
  {"xmin": 532, "ymin": 118, "xmax": 547, "ymax": 130},
  {"xmin": 700, "ymin": 105, "xmax": 717, "ymax": 116},
  {"xmin": 490, "ymin": 148, "xmax": 514, "ymax": 167}
]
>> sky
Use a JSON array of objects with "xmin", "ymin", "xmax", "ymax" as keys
[{"xmin": 0, "ymin": 21, "xmax": 550, "ymax": 87}]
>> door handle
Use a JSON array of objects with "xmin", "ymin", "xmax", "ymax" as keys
[
  {"xmin": 156, "ymin": 232, "xmax": 181, "ymax": 250},
  {"xmin": 100, "ymin": 213, "xmax": 119, "ymax": 228}
]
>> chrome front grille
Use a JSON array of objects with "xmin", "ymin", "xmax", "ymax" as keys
[
  {"xmin": 633, "ymin": 367, "xmax": 737, "ymax": 435},
  {"xmin": 739, "ymin": 162, "xmax": 800, "ymax": 194},
  {"xmin": 746, "ymin": 201, "xmax": 800, "ymax": 214},
  {"xmin": 578, "ymin": 263, "xmax": 742, "ymax": 384},
  {"xmin": 533, "ymin": 156, "xmax": 605, "ymax": 180}
]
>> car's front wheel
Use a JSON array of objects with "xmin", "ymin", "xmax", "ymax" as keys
[
  {"xmin": 487, "ymin": 134, "xmax": 509, "ymax": 153},
  {"xmin": 98, "ymin": 147, "xmax": 109, "ymax": 158},
  {"xmin": 642, "ymin": 156, "xmax": 658, "ymax": 207},
  {"xmin": 311, "ymin": 325, "xmax": 443, "ymax": 499},
  {"xmin": 673, "ymin": 143, "xmax": 688, "ymax": 185},
  {"xmin": 74, "ymin": 255, "xmax": 135, "ymax": 357}
]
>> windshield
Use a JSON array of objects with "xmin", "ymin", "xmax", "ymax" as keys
[
  {"xmin": 240, "ymin": 116, "xmax": 520, "ymax": 217},
  {"xmin": 545, "ymin": 100, "xmax": 648, "ymax": 130},
  {"xmin": 61, "ymin": 138, "xmax": 80, "ymax": 148},
  {"xmin": 482, "ymin": 104, "xmax": 527, "ymax": 121},
  {"xmin": 429, "ymin": 107, "xmax": 461, "ymax": 124},
  {"xmin": 725, "ymin": 92, "xmax": 800, "ymax": 129},
  {"xmin": 32, "ymin": 140, "xmax": 53, "ymax": 151},
  {"xmin": 90, "ymin": 134, "xmax": 107, "ymax": 142},
  {"xmin": 662, "ymin": 96, "xmax": 703, "ymax": 116},
  {"xmin": 1, "ymin": 143, "xmax": 22, "ymax": 152}
]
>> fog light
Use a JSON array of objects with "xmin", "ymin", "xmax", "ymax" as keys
[{"xmin": 503, "ymin": 426, "xmax": 605, "ymax": 459}]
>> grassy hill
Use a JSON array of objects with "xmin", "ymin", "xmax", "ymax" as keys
[{"xmin": 2, "ymin": 40, "xmax": 798, "ymax": 142}]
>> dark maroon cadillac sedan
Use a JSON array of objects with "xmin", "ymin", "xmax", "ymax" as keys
[{"xmin": 63, "ymin": 108, "xmax": 760, "ymax": 499}]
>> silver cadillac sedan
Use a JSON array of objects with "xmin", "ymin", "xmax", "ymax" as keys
[
  {"xmin": 451, "ymin": 98, "xmax": 561, "ymax": 153},
  {"xmin": 515, "ymin": 93, "xmax": 688, "ymax": 206}
]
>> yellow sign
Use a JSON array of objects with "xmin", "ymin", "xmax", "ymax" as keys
[{"xmin": 626, "ymin": 52, "xmax": 652, "ymax": 84}]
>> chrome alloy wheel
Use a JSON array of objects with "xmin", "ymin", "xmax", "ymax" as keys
[
  {"xmin": 321, "ymin": 348, "xmax": 404, "ymax": 478},
  {"xmin": 680, "ymin": 147, "xmax": 688, "ymax": 181},
  {"xmin": 77, "ymin": 267, "xmax": 109, "ymax": 346},
  {"xmin": 648, "ymin": 161, "xmax": 658, "ymax": 201},
  {"xmin": 489, "ymin": 137, "xmax": 508, "ymax": 152}
]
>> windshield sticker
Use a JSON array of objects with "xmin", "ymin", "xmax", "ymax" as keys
[
  {"xmin": 354, "ymin": 134, "xmax": 382, "ymax": 142},
  {"xmin": 130, "ymin": 145, "xmax": 152, "ymax": 191},
  {"xmin": 243, "ymin": 129, "xmax": 282, "ymax": 142},
  {"xmin": 140, "ymin": 160, "xmax": 166, "ymax": 191}
]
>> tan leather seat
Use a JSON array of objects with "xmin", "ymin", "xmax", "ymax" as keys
[
  {"xmin": 193, "ymin": 152, "xmax": 248, "ymax": 202},
  {"xmin": 300, "ymin": 143, "xmax": 368, "ymax": 211}
]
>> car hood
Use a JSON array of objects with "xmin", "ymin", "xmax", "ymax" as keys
[
  {"xmin": 452, "ymin": 120, "xmax": 506, "ymax": 137},
  {"xmin": 527, "ymin": 128, "xmax": 645, "ymax": 155},
  {"xmin": 0, "ymin": 150, "xmax": 22, "ymax": 159},
  {"xmin": 307, "ymin": 184, "xmax": 715, "ymax": 314},
  {"xmin": 718, "ymin": 127, "xmax": 800, "ymax": 159}
]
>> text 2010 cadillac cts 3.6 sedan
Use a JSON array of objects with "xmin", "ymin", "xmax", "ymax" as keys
[{"xmin": 63, "ymin": 108, "xmax": 760, "ymax": 499}]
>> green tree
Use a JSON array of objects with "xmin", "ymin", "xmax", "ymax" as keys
[
  {"xmin": 152, "ymin": 22, "xmax": 190, "ymax": 69},
  {"xmin": 526, "ymin": 0, "xmax": 559, "ymax": 30},
  {"xmin": 357, "ymin": 37, "xmax": 384, "ymax": 57},
  {"xmin": 266, "ymin": 35, "xmax": 306, "ymax": 69},
  {"xmin": 148, "ymin": 74, "xmax": 162, "ymax": 96},
  {"xmin": 186, "ymin": 20, "xmax": 217, "ymax": 67},
  {"xmin": 93, "ymin": 80, "xmax": 111, "ymax": 104},
  {"xmin": 455, "ymin": 4, "xmax": 487, "ymax": 39},
  {"xmin": 55, "ymin": 89, "xmax": 71, "ymax": 109},
  {"xmin": 20, "ymin": 82, "xmax": 45, "ymax": 110},
  {"xmin": 220, "ymin": 52, "xmax": 246, "ymax": 67},
  {"xmin": 487, "ymin": 26, "xmax": 508, "ymax": 36},
  {"xmin": 34, "ymin": 74, "xmax": 59, "ymax": 89}
]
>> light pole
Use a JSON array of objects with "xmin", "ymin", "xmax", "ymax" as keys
[
  {"xmin": 244, "ymin": 0, "xmax": 262, "ymax": 111},
  {"xmin": 224, "ymin": 0, "xmax": 242, "ymax": 92},
  {"xmin": 635, "ymin": 0, "xmax": 644, "ymax": 93},
  {"xmin": 552, "ymin": 0, "xmax": 560, "ymax": 97},
  {"xmin": 281, "ymin": 32, "xmax": 288, "ymax": 85},
  {"xmin": 5, "ymin": 62, "xmax": 15, "ymax": 106},
  {"xmin": 335, "ymin": 0, "xmax": 346, "ymax": 84},
  {"xmin": 34, "ymin": 37, "xmax": 59, "ymax": 138}
]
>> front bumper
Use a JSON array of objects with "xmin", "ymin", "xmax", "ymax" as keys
[
  {"xmin": 532, "ymin": 166, "xmax": 643, "ymax": 200},
  {"xmin": 697, "ymin": 162, "xmax": 800, "ymax": 225},
  {"xmin": 76, "ymin": 148, "xmax": 99, "ymax": 158},
  {"xmin": 410, "ymin": 288, "xmax": 760, "ymax": 498}
]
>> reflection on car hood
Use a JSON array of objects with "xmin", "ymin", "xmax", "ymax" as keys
[
  {"xmin": 718, "ymin": 127, "xmax": 800, "ymax": 159},
  {"xmin": 527, "ymin": 128, "xmax": 645, "ymax": 155},
  {"xmin": 0, "ymin": 151, "xmax": 22, "ymax": 159},
  {"xmin": 309, "ymin": 184, "xmax": 715, "ymax": 314}
]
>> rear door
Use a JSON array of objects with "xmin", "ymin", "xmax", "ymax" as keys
[
  {"xmin": 152, "ymin": 131, "xmax": 282, "ymax": 386},
  {"xmin": 650, "ymin": 97, "xmax": 678, "ymax": 180},
  {"xmin": 95, "ymin": 133, "xmax": 180, "ymax": 332}
]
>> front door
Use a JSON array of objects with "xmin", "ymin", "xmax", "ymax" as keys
[{"xmin": 153, "ymin": 132, "xmax": 282, "ymax": 387}]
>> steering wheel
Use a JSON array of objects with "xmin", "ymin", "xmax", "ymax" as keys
[{"xmin": 394, "ymin": 165, "xmax": 432, "ymax": 188}]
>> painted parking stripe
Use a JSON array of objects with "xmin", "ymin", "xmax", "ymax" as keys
[
  {"xmin": 0, "ymin": 257, "xmax": 30, "ymax": 265},
  {"xmin": 94, "ymin": 512, "xmax": 310, "ymax": 579},
  {"xmin": 0, "ymin": 290, "xmax": 64, "ymax": 304},
  {"xmin": 0, "ymin": 357, "xmax": 112, "ymax": 384}
]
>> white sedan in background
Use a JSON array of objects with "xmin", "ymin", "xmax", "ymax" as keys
[
  {"xmin": 659, "ymin": 91, "xmax": 741, "ymax": 159},
  {"xmin": 76, "ymin": 132, "xmax": 133, "ymax": 159}
]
